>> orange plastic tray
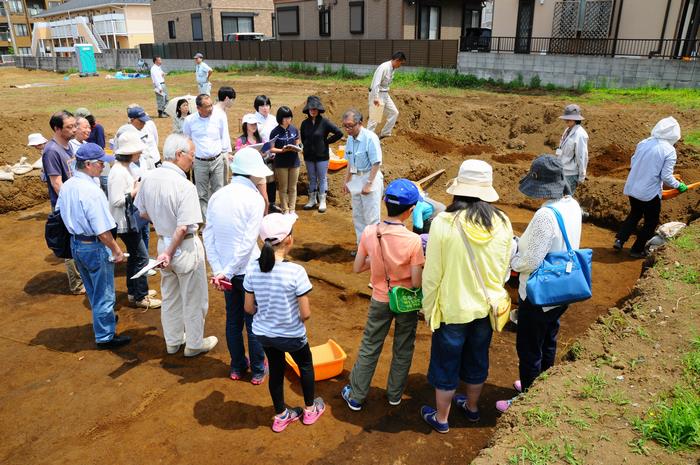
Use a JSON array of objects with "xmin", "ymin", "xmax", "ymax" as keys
[
  {"xmin": 328, "ymin": 157, "xmax": 348, "ymax": 171},
  {"xmin": 285, "ymin": 338, "xmax": 347, "ymax": 381}
]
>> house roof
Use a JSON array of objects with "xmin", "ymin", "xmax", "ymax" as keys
[{"xmin": 34, "ymin": 0, "xmax": 151, "ymax": 18}]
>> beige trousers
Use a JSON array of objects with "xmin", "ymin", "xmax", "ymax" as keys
[
  {"xmin": 275, "ymin": 167, "xmax": 300, "ymax": 213},
  {"xmin": 158, "ymin": 236, "xmax": 209, "ymax": 350},
  {"xmin": 65, "ymin": 258, "xmax": 83, "ymax": 293}
]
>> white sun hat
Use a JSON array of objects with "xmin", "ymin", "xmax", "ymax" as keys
[
  {"xmin": 446, "ymin": 159, "xmax": 499, "ymax": 202},
  {"xmin": 230, "ymin": 147, "xmax": 273, "ymax": 178},
  {"xmin": 27, "ymin": 133, "xmax": 48, "ymax": 146},
  {"xmin": 114, "ymin": 131, "xmax": 147, "ymax": 155}
]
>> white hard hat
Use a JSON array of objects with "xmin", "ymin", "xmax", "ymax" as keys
[
  {"xmin": 27, "ymin": 133, "xmax": 48, "ymax": 146},
  {"xmin": 230, "ymin": 147, "xmax": 273, "ymax": 178}
]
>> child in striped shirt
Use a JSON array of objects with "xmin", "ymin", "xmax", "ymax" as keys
[{"xmin": 244, "ymin": 213, "xmax": 325, "ymax": 432}]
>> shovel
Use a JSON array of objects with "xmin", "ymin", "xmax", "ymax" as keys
[{"xmin": 662, "ymin": 181, "xmax": 700, "ymax": 200}]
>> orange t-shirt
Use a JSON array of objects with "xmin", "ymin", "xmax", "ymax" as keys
[{"xmin": 358, "ymin": 222, "xmax": 425, "ymax": 303}]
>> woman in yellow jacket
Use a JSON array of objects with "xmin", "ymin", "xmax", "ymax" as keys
[{"xmin": 421, "ymin": 159, "xmax": 513, "ymax": 434}]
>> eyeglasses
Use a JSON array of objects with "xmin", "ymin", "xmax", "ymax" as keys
[{"xmin": 343, "ymin": 122, "xmax": 358, "ymax": 129}]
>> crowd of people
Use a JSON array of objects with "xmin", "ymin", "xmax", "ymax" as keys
[{"xmin": 32, "ymin": 51, "xmax": 691, "ymax": 433}]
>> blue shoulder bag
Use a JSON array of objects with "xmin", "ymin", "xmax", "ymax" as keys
[{"xmin": 525, "ymin": 206, "xmax": 593, "ymax": 307}]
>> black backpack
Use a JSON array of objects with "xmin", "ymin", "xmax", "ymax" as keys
[{"xmin": 45, "ymin": 209, "xmax": 72, "ymax": 259}]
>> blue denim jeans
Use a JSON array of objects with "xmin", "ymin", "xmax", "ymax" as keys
[
  {"xmin": 305, "ymin": 160, "xmax": 329, "ymax": 193},
  {"xmin": 118, "ymin": 231, "xmax": 149, "ymax": 300},
  {"xmin": 224, "ymin": 275, "xmax": 266, "ymax": 375},
  {"xmin": 140, "ymin": 223, "xmax": 150, "ymax": 254},
  {"xmin": 70, "ymin": 237, "xmax": 116, "ymax": 343}
]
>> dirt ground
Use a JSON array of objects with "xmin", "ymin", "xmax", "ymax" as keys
[{"xmin": 0, "ymin": 67, "xmax": 698, "ymax": 464}]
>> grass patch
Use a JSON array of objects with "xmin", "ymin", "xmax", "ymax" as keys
[
  {"xmin": 682, "ymin": 130, "xmax": 700, "ymax": 148},
  {"xmin": 566, "ymin": 416, "xmax": 591, "ymax": 431},
  {"xmin": 580, "ymin": 373, "xmax": 607, "ymax": 401},
  {"xmin": 657, "ymin": 262, "xmax": 700, "ymax": 287},
  {"xmin": 524, "ymin": 407, "xmax": 557, "ymax": 427},
  {"xmin": 670, "ymin": 228, "xmax": 700, "ymax": 252},
  {"xmin": 568, "ymin": 87, "xmax": 700, "ymax": 110},
  {"xmin": 599, "ymin": 309, "xmax": 629, "ymax": 333},
  {"xmin": 683, "ymin": 336, "xmax": 700, "ymax": 378},
  {"xmin": 635, "ymin": 386, "xmax": 700, "ymax": 451},
  {"xmin": 508, "ymin": 435, "xmax": 557, "ymax": 465},
  {"xmin": 563, "ymin": 340, "xmax": 584, "ymax": 361}
]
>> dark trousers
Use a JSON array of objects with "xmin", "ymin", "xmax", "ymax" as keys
[
  {"xmin": 616, "ymin": 196, "xmax": 661, "ymax": 253},
  {"xmin": 223, "ymin": 276, "xmax": 266, "ymax": 374},
  {"xmin": 260, "ymin": 339, "xmax": 315, "ymax": 414},
  {"xmin": 516, "ymin": 298, "xmax": 567, "ymax": 392},
  {"xmin": 267, "ymin": 181, "xmax": 277, "ymax": 206},
  {"xmin": 117, "ymin": 231, "xmax": 149, "ymax": 300}
]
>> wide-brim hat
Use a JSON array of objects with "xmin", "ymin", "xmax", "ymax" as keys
[
  {"xmin": 446, "ymin": 159, "xmax": 499, "ymax": 202},
  {"xmin": 518, "ymin": 155, "xmax": 572, "ymax": 199},
  {"xmin": 114, "ymin": 131, "xmax": 147, "ymax": 155},
  {"xmin": 559, "ymin": 104, "xmax": 584, "ymax": 121},
  {"xmin": 230, "ymin": 147, "xmax": 273, "ymax": 178},
  {"xmin": 27, "ymin": 133, "xmax": 48, "ymax": 146},
  {"xmin": 303, "ymin": 96, "xmax": 325, "ymax": 114}
]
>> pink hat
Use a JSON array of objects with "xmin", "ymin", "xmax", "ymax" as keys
[{"xmin": 259, "ymin": 213, "xmax": 298, "ymax": 244}]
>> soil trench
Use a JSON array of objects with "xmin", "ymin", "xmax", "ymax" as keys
[{"xmin": 0, "ymin": 68, "xmax": 696, "ymax": 464}]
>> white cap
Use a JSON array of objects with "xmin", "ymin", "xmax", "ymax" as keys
[
  {"xmin": 260, "ymin": 213, "xmax": 298, "ymax": 244},
  {"xmin": 242, "ymin": 113, "xmax": 258, "ymax": 125},
  {"xmin": 230, "ymin": 147, "xmax": 273, "ymax": 177},
  {"xmin": 114, "ymin": 131, "xmax": 147, "ymax": 155},
  {"xmin": 27, "ymin": 133, "xmax": 48, "ymax": 146}
]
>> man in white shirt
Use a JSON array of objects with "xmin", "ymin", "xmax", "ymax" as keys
[
  {"xmin": 134, "ymin": 133, "xmax": 218, "ymax": 357},
  {"xmin": 150, "ymin": 56, "xmax": 168, "ymax": 118},
  {"xmin": 183, "ymin": 94, "xmax": 231, "ymax": 217},
  {"xmin": 367, "ymin": 51, "xmax": 406, "ymax": 139},
  {"xmin": 203, "ymin": 147, "xmax": 272, "ymax": 382},
  {"xmin": 194, "ymin": 52, "xmax": 213, "ymax": 96},
  {"xmin": 114, "ymin": 106, "xmax": 160, "ymax": 173}
]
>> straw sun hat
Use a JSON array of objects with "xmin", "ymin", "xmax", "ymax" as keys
[{"xmin": 446, "ymin": 159, "xmax": 499, "ymax": 202}]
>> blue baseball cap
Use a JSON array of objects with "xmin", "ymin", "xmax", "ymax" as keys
[
  {"xmin": 76, "ymin": 142, "xmax": 115, "ymax": 162},
  {"xmin": 127, "ymin": 106, "xmax": 150, "ymax": 122},
  {"xmin": 384, "ymin": 179, "xmax": 420, "ymax": 206}
]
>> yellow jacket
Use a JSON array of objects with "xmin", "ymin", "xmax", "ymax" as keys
[{"xmin": 422, "ymin": 210, "xmax": 513, "ymax": 331}]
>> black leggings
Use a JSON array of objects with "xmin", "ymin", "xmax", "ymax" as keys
[
  {"xmin": 267, "ymin": 181, "xmax": 277, "ymax": 206},
  {"xmin": 264, "ymin": 343, "xmax": 315, "ymax": 414}
]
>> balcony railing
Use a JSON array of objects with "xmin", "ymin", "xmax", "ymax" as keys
[
  {"xmin": 0, "ymin": 32, "xmax": 11, "ymax": 42},
  {"xmin": 460, "ymin": 36, "xmax": 700, "ymax": 59}
]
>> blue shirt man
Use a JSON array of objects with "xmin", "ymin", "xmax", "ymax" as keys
[
  {"xmin": 57, "ymin": 143, "xmax": 130, "ymax": 349},
  {"xmin": 342, "ymin": 110, "xmax": 383, "ymax": 246}
]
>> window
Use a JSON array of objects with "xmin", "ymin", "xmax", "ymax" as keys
[
  {"xmin": 349, "ymin": 1, "xmax": 364, "ymax": 34},
  {"xmin": 418, "ymin": 5, "xmax": 440, "ymax": 40},
  {"xmin": 18, "ymin": 47, "xmax": 31, "ymax": 55},
  {"xmin": 48, "ymin": 1, "xmax": 61, "ymax": 7},
  {"xmin": 319, "ymin": 8, "xmax": 330, "ymax": 36},
  {"xmin": 462, "ymin": 8, "xmax": 481, "ymax": 35},
  {"xmin": 168, "ymin": 20, "xmax": 176, "ymax": 39},
  {"xmin": 9, "ymin": 0, "xmax": 24, "ymax": 14},
  {"xmin": 191, "ymin": 13, "xmax": 203, "ymax": 40},
  {"xmin": 221, "ymin": 13, "xmax": 254, "ymax": 36},
  {"xmin": 15, "ymin": 24, "xmax": 29, "ymax": 36},
  {"xmin": 276, "ymin": 6, "xmax": 299, "ymax": 35}
]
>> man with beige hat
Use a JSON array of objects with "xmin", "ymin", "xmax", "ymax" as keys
[{"xmin": 134, "ymin": 133, "xmax": 217, "ymax": 357}]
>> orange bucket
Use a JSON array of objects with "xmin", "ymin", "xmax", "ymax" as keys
[{"xmin": 285, "ymin": 339, "xmax": 347, "ymax": 381}]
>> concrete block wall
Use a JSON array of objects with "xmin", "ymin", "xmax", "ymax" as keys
[
  {"xmin": 16, "ymin": 49, "xmax": 142, "ymax": 73},
  {"xmin": 457, "ymin": 52, "xmax": 699, "ymax": 89}
]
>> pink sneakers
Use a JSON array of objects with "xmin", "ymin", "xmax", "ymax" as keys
[
  {"xmin": 496, "ymin": 399, "xmax": 513, "ymax": 413},
  {"xmin": 272, "ymin": 407, "xmax": 302, "ymax": 433},
  {"xmin": 302, "ymin": 398, "xmax": 326, "ymax": 425}
]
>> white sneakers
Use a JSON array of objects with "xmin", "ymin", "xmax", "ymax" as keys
[
  {"xmin": 166, "ymin": 333, "xmax": 186, "ymax": 354},
  {"xmin": 184, "ymin": 336, "xmax": 218, "ymax": 357}
]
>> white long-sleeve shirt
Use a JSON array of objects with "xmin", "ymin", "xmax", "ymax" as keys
[
  {"xmin": 512, "ymin": 196, "xmax": 582, "ymax": 310},
  {"xmin": 150, "ymin": 64, "xmax": 165, "ymax": 93},
  {"xmin": 202, "ymin": 176, "xmax": 264, "ymax": 278},
  {"xmin": 557, "ymin": 124, "xmax": 588, "ymax": 180},
  {"xmin": 255, "ymin": 111, "xmax": 278, "ymax": 143},
  {"xmin": 369, "ymin": 61, "xmax": 394, "ymax": 101},
  {"xmin": 183, "ymin": 110, "xmax": 231, "ymax": 159}
]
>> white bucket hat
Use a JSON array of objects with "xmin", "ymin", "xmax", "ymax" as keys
[
  {"xmin": 230, "ymin": 147, "xmax": 273, "ymax": 177},
  {"xmin": 242, "ymin": 113, "xmax": 258, "ymax": 125},
  {"xmin": 446, "ymin": 159, "xmax": 499, "ymax": 202},
  {"xmin": 114, "ymin": 131, "xmax": 147, "ymax": 155},
  {"xmin": 27, "ymin": 133, "xmax": 48, "ymax": 146}
]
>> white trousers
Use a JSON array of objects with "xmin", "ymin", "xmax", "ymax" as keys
[
  {"xmin": 158, "ymin": 236, "xmax": 209, "ymax": 349},
  {"xmin": 367, "ymin": 92, "xmax": 399, "ymax": 137},
  {"xmin": 198, "ymin": 82, "xmax": 212, "ymax": 96},
  {"xmin": 350, "ymin": 172, "xmax": 383, "ymax": 244}
]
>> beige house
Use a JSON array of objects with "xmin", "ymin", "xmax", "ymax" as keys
[
  {"xmin": 272, "ymin": 0, "xmax": 488, "ymax": 40},
  {"xmin": 150, "ymin": 0, "xmax": 273, "ymax": 43},
  {"xmin": 32, "ymin": 0, "xmax": 154, "ymax": 56},
  {"xmin": 491, "ymin": 0, "xmax": 699, "ymax": 57},
  {"xmin": 1, "ymin": 0, "xmax": 65, "ymax": 57}
]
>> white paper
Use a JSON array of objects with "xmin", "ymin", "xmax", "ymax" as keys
[
  {"xmin": 131, "ymin": 258, "xmax": 165, "ymax": 280},
  {"xmin": 346, "ymin": 174, "xmax": 366, "ymax": 195}
]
